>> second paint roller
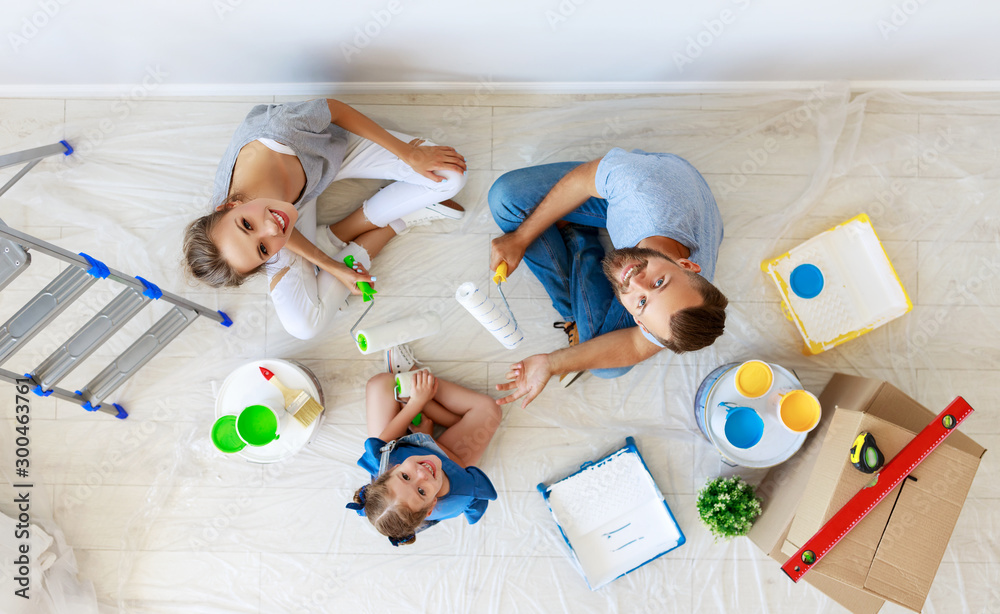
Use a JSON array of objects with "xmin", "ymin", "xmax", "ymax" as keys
[
  {"xmin": 354, "ymin": 312, "xmax": 442, "ymax": 354},
  {"xmin": 455, "ymin": 281, "xmax": 523, "ymax": 349}
]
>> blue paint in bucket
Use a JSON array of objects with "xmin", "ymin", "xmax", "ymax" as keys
[{"xmin": 719, "ymin": 402, "xmax": 764, "ymax": 449}]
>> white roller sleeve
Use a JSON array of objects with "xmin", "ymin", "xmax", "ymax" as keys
[
  {"xmin": 354, "ymin": 312, "xmax": 442, "ymax": 355},
  {"xmin": 455, "ymin": 282, "xmax": 523, "ymax": 349}
]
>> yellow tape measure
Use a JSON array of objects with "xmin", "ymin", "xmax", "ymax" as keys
[{"xmin": 849, "ymin": 432, "xmax": 885, "ymax": 473}]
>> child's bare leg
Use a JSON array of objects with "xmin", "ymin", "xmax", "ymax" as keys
[
  {"xmin": 419, "ymin": 398, "xmax": 461, "ymax": 428},
  {"xmin": 365, "ymin": 372, "xmax": 402, "ymax": 438},
  {"xmin": 432, "ymin": 379, "xmax": 502, "ymax": 467}
]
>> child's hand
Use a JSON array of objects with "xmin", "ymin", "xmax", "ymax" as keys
[{"xmin": 408, "ymin": 370, "xmax": 438, "ymax": 406}]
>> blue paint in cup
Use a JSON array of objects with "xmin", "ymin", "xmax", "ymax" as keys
[
  {"xmin": 790, "ymin": 263, "xmax": 824, "ymax": 299},
  {"xmin": 719, "ymin": 402, "xmax": 764, "ymax": 449}
]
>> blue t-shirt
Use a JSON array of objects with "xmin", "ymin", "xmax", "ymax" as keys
[
  {"xmin": 211, "ymin": 99, "xmax": 349, "ymax": 209},
  {"xmin": 594, "ymin": 148, "xmax": 723, "ymax": 283},
  {"xmin": 357, "ymin": 435, "xmax": 497, "ymax": 524}
]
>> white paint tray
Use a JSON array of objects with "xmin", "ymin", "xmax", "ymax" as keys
[
  {"xmin": 761, "ymin": 213, "xmax": 912, "ymax": 354},
  {"xmin": 537, "ymin": 437, "xmax": 685, "ymax": 590}
]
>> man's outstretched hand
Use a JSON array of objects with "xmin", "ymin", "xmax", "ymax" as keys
[{"xmin": 495, "ymin": 354, "xmax": 554, "ymax": 409}]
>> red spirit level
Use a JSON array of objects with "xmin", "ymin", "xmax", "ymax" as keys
[{"xmin": 781, "ymin": 396, "xmax": 974, "ymax": 582}]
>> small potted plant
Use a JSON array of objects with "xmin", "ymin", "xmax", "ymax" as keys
[{"xmin": 696, "ymin": 476, "xmax": 762, "ymax": 541}]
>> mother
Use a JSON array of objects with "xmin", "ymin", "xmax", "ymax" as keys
[{"xmin": 184, "ymin": 98, "xmax": 467, "ymax": 339}]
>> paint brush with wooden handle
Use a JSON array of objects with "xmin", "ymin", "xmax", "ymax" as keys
[{"xmin": 259, "ymin": 367, "xmax": 324, "ymax": 427}]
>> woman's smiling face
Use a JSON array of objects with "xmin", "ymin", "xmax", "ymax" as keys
[{"xmin": 212, "ymin": 198, "xmax": 298, "ymax": 274}]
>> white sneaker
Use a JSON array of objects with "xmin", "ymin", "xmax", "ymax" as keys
[
  {"xmin": 397, "ymin": 200, "xmax": 465, "ymax": 233},
  {"xmin": 386, "ymin": 344, "xmax": 419, "ymax": 374}
]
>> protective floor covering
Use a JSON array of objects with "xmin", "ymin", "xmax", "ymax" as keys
[{"xmin": 0, "ymin": 86, "xmax": 998, "ymax": 613}]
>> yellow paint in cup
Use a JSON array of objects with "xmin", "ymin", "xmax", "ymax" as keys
[
  {"xmin": 734, "ymin": 360, "xmax": 774, "ymax": 399},
  {"xmin": 778, "ymin": 390, "xmax": 821, "ymax": 433}
]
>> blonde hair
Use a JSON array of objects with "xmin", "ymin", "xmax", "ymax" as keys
[
  {"xmin": 183, "ymin": 195, "xmax": 261, "ymax": 288},
  {"xmin": 353, "ymin": 470, "xmax": 433, "ymax": 546}
]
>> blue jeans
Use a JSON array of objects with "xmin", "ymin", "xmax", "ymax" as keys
[{"xmin": 489, "ymin": 162, "xmax": 634, "ymax": 379}]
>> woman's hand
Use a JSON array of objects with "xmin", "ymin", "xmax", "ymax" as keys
[
  {"xmin": 407, "ymin": 370, "xmax": 438, "ymax": 407},
  {"xmin": 327, "ymin": 259, "xmax": 374, "ymax": 296},
  {"xmin": 401, "ymin": 138, "xmax": 467, "ymax": 182}
]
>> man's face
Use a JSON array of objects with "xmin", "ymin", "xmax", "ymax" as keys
[{"xmin": 602, "ymin": 247, "xmax": 704, "ymax": 342}]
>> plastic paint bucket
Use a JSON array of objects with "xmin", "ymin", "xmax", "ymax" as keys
[
  {"xmin": 693, "ymin": 361, "xmax": 809, "ymax": 468},
  {"xmin": 778, "ymin": 390, "xmax": 821, "ymax": 433},
  {"xmin": 734, "ymin": 360, "xmax": 773, "ymax": 399},
  {"xmin": 236, "ymin": 404, "xmax": 281, "ymax": 446},
  {"xmin": 720, "ymin": 403, "xmax": 764, "ymax": 449},
  {"xmin": 211, "ymin": 415, "xmax": 246, "ymax": 454}
]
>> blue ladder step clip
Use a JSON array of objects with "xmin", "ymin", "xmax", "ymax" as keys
[
  {"xmin": 136, "ymin": 276, "xmax": 162, "ymax": 300},
  {"xmin": 218, "ymin": 310, "xmax": 233, "ymax": 327},
  {"xmin": 25, "ymin": 373, "xmax": 52, "ymax": 397},
  {"xmin": 79, "ymin": 253, "xmax": 109, "ymax": 279}
]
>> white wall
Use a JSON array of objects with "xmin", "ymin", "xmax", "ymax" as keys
[{"xmin": 1, "ymin": 0, "xmax": 997, "ymax": 93}]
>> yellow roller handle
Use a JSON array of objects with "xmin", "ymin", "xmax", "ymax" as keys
[{"xmin": 493, "ymin": 261, "xmax": 508, "ymax": 285}]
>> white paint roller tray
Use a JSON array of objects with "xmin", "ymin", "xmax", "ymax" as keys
[
  {"xmin": 538, "ymin": 437, "xmax": 685, "ymax": 590},
  {"xmin": 762, "ymin": 213, "xmax": 912, "ymax": 354}
]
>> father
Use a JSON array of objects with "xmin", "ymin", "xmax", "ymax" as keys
[{"xmin": 488, "ymin": 147, "xmax": 727, "ymax": 408}]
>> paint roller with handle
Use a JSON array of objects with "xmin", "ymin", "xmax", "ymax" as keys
[
  {"xmin": 492, "ymin": 261, "xmax": 519, "ymax": 330},
  {"xmin": 455, "ymin": 261, "xmax": 524, "ymax": 349},
  {"xmin": 353, "ymin": 311, "xmax": 442, "ymax": 355}
]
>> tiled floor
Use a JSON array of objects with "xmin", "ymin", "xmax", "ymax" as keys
[{"xmin": 0, "ymin": 87, "xmax": 998, "ymax": 613}]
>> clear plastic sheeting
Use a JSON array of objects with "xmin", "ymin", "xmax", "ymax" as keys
[{"xmin": 0, "ymin": 87, "xmax": 997, "ymax": 613}]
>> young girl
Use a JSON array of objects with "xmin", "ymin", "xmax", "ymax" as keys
[
  {"xmin": 348, "ymin": 349, "xmax": 501, "ymax": 546},
  {"xmin": 183, "ymin": 98, "xmax": 467, "ymax": 340}
]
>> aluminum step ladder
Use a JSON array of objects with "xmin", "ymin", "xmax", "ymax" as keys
[{"xmin": 0, "ymin": 141, "xmax": 232, "ymax": 418}]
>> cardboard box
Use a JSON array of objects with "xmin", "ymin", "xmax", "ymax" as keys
[{"xmin": 748, "ymin": 373, "xmax": 986, "ymax": 614}]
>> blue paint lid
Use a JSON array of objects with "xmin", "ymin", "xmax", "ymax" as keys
[{"xmin": 790, "ymin": 263, "xmax": 824, "ymax": 299}]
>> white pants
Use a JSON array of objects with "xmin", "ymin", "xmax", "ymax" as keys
[{"xmin": 267, "ymin": 131, "xmax": 467, "ymax": 341}]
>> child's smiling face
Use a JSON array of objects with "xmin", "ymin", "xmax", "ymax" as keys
[{"xmin": 386, "ymin": 455, "xmax": 449, "ymax": 512}]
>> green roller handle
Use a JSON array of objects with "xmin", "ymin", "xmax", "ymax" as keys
[{"xmin": 343, "ymin": 255, "xmax": 376, "ymax": 302}]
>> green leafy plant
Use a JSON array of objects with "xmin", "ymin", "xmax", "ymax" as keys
[{"xmin": 696, "ymin": 476, "xmax": 762, "ymax": 541}]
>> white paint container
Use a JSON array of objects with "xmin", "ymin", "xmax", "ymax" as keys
[
  {"xmin": 693, "ymin": 361, "xmax": 808, "ymax": 468},
  {"xmin": 455, "ymin": 282, "xmax": 523, "ymax": 349}
]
